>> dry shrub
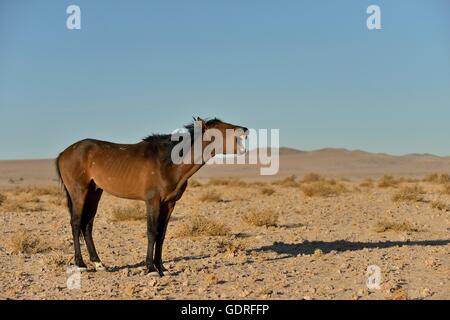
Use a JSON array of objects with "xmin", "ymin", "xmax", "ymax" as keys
[
  {"xmin": 301, "ymin": 180, "xmax": 348, "ymax": 197},
  {"xmin": 7, "ymin": 231, "xmax": 49, "ymax": 254},
  {"xmin": 301, "ymin": 173, "xmax": 322, "ymax": 183},
  {"xmin": 359, "ymin": 178, "xmax": 374, "ymax": 188},
  {"xmin": 199, "ymin": 191, "xmax": 223, "ymax": 202},
  {"xmin": 386, "ymin": 288, "xmax": 408, "ymax": 300},
  {"xmin": 0, "ymin": 193, "xmax": 6, "ymax": 206},
  {"xmin": 374, "ymin": 220, "xmax": 421, "ymax": 233},
  {"xmin": 431, "ymin": 200, "xmax": 450, "ymax": 212},
  {"xmin": 392, "ymin": 185, "xmax": 425, "ymax": 202},
  {"xmin": 442, "ymin": 183, "xmax": 450, "ymax": 195},
  {"xmin": 111, "ymin": 202, "xmax": 146, "ymax": 221},
  {"xmin": 1, "ymin": 200, "xmax": 46, "ymax": 213},
  {"xmin": 272, "ymin": 175, "xmax": 299, "ymax": 187},
  {"xmin": 174, "ymin": 215, "xmax": 230, "ymax": 237},
  {"xmin": 260, "ymin": 187, "xmax": 275, "ymax": 196},
  {"xmin": 216, "ymin": 239, "xmax": 246, "ymax": 257},
  {"xmin": 242, "ymin": 209, "xmax": 279, "ymax": 227},
  {"xmin": 207, "ymin": 178, "xmax": 247, "ymax": 187},
  {"xmin": 189, "ymin": 179, "xmax": 202, "ymax": 187},
  {"xmin": 378, "ymin": 175, "xmax": 399, "ymax": 188},
  {"xmin": 44, "ymin": 251, "xmax": 70, "ymax": 269},
  {"xmin": 206, "ymin": 274, "xmax": 219, "ymax": 285},
  {"xmin": 11, "ymin": 185, "xmax": 61, "ymax": 197},
  {"xmin": 207, "ymin": 178, "xmax": 230, "ymax": 186},
  {"xmin": 423, "ymin": 173, "xmax": 450, "ymax": 184}
]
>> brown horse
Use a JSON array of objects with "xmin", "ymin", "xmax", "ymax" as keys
[{"xmin": 56, "ymin": 117, "xmax": 248, "ymax": 276}]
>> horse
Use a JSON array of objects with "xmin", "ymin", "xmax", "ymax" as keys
[{"xmin": 56, "ymin": 117, "xmax": 249, "ymax": 276}]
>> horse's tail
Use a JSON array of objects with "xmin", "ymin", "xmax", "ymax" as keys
[{"xmin": 55, "ymin": 153, "xmax": 72, "ymax": 214}]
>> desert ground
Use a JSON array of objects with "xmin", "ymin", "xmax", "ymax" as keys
[{"xmin": 0, "ymin": 149, "xmax": 449, "ymax": 300}]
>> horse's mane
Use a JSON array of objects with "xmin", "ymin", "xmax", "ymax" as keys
[{"xmin": 142, "ymin": 118, "xmax": 223, "ymax": 164}]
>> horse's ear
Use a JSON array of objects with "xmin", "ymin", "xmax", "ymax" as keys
[{"xmin": 196, "ymin": 117, "xmax": 207, "ymax": 130}]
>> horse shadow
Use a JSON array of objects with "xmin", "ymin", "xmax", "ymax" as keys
[{"xmin": 248, "ymin": 239, "xmax": 450, "ymax": 258}]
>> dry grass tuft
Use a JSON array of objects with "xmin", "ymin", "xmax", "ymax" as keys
[
  {"xmin": 378, "ymin": 175, "xmax": 399, "ymax": 188},
  {"xmin": 199, "ymin": 191, "xmax": 223, "ymax": 202},
  {"xmin": 174, "ymin": 215, "xmax": 230, "ymax": 237},
  {"xmin": 242, "ymin": 209, "xmax": 279, "ymax": 227},
  {"xmin": 260, "ymin": 187, "xmax": 275, "ymax": 196},
  {"xmin": 431, "ymin": 200, "xmax": 450, "ymax": 212},
  {"xmin": 44, "ymin": 251, "xmax": 70, "ymax": 269},
  {"xmin": 359, "ymin": 178, "xmax": 374, "ymax": 188},
  {"xmin": 216, "ymin": 239, "xmax": 247, "ymax": 258},
  {"xmin": 374, "ymin": 220, "xmax": 421, "ymax": 233},
  {"xmin": 207, "ymin": 178, "xmax": 247, "ymax": 187},
  {"xmin": 0, "ymin": 193, "xmax": 6, "ymax": 206},
  {"xmin": 386, "ymin": 288, "xmax": 408, "ymax": 300},
  {"xmin": 272, "ymin": 175, "xmax": 299, "ymax": 187},
  {"xmin": 189, "ymin": 179, "xmax": 202, "ymax": 188},
  {"xmin": 442, "ymin": 183, "xmax": 450, "ymax": 195},
  {"xmin": 301, "ymin": 180, "xmax": 348, "ymax": 197},
  {"xmin": 301, "ymin": 173, "xmax": 323, "ymax": 183},
  {"xmin": 11, "ymin": 185, "xmax": 61, "ymax": 197},
  {"xmin": 423, "ymin": 173, "xmax": 450, "ymax": 184},
  {"xmin": 7, "ymin": 231, "xmax": 49, "ymax": 255},
  {"xmin": 392, "ymin": 185, "xmax": 425, "ymax": 202},
  {"xmin": 111, "ymin": 202, "xmax": 146, "ymax": 221}
]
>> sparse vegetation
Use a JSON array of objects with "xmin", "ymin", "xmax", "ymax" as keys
[
  {"xmin": 7, "ymin": 231, "xmax": 49, "ymax": 254},
  {"xmin": 301, "ymin": 180, "xmax": 347, "ymax": 197},
  {"xmin": 44, "ymin": 251, "xmax": 69, "ymax": 269},
  {"xmin": 189, "ymin": 179, "xmax": 202, "ymax": 187},
  {"xmin": 174, "ymin": 215, "xmax": 230, "ymax": 237},
  {"xmin": 207, "ymin": 178, "xmax": 247, "ymax": 187},
  {"xmin": 301, "ymin": 173, "xmax": 322, "ymax": 183},
  {"xmin": 374, "ymin": 220, "xmax": 421, "ymax": 233},
  {"xmin": 199, "ymin": 191, "xmax": 223, "ymax": 202},
  {"xmin": 442, "ymin": 183, "xmax": 450, "ymax": 195},
  {"xmin": 431, "ymin": 200, "xmax": 450, "ymax": 212},
  {"xmin": 0, "ymin": 193, "xmax": 6, "ymax": 206},
  {"xmin": 392, "ymin": 185, "xmax": 425, "ymax": 202},
  {"xmin": 378, "ymin": 175, "xmax": 399, "ymax": 188},
  {"xmin": 272, "ymin": 175, "xmax": 299, "ymax": 187},
  {"xmin": 260, "ymin": 187, "xmax": 275, "ymax": 196},
  {"xmin": 242, "ymin": 209, "xmax": 279, "ymax": 227},
  {"xmin": 111, "ymin": 203, "xmax": 146, "ymax": 221},
  {"xmin": 423, "ymin": 173, "xmax": 450, "ymax": 184},
  {"xmin": 359, "ymin": 178, "xmax": 374, "ymax": 188}
]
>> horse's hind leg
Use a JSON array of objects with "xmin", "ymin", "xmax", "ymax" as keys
[{"xmin": 81, "ymin": 181, "xmax": 105, "ymax": 271}]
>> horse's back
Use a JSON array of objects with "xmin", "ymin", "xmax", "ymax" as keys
[{"xmin": 58, "ymin": 138, "xmax": 154, "ymax": 199}]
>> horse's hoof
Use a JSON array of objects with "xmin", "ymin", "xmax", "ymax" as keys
[
  {"xmin": 147, "ymin": 271, "xmax": 160, "ymax": 277},
  {"xmin": 94, "ymin": 262, "xmax": 107, "ymax": 271}
]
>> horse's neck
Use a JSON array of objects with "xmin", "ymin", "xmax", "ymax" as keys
[{"xmin": 165, "ymin": 141, "xmax": 212, "ymax": 201}]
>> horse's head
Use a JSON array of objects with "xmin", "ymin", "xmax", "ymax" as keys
[{"xmin": 197, "ymin": 117, "xmax": 249, "ymax": 155}]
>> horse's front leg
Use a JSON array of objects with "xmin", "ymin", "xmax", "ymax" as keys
[
  {"xmin": 154, "ymin": 202, "xmax": 175, "ymax": 276},
  {"xmin": 145, "ymin": 195, "xmax": 160, "ymax": 276}
]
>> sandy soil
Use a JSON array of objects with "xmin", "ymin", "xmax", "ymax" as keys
[{"xmin": 0, "ymin": 177, "xmax": 449, "ymax": 300}]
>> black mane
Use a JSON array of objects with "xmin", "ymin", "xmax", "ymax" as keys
[{"xmin": 142, "ymin": 118, "xmax": 223, "ymax": 164}]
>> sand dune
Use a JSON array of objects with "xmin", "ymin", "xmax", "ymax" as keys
[{"xmin": 1, "ymin": 148, "xmax": 449, "ymax": 187}]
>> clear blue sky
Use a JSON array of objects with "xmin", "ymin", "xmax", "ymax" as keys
[{"xmin": 1, "ymin": 0, "xmax": 449, "ymax": 159}]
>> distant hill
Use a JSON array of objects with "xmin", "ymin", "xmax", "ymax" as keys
[{"xmin": 1, "ymin": 147, "xmax": 450, "ymax": 186}]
